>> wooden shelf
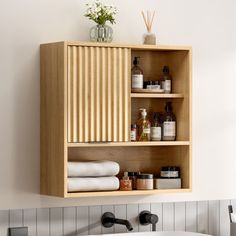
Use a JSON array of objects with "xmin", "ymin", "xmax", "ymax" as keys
[
  {"xmin": 40, "ymin": 41, "xmax": 192, "ymax": 198},
  {"xmin": 67, "ymin": 141, "xmax": 190, "ymax": 148},
  {"xmin": 131, "ymin": 93, "xmax": 184, "ymax": 98},
  {"xmin": 66, "ymin": 188, "xmax": 191, "ymax": 198}
]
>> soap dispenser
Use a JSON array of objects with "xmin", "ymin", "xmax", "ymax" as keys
[{"xmin": 138, "ymin": 108, "xmax": 151, "ymax": 141}]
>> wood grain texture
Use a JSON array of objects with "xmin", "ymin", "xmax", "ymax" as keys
[
  {"xmin": 67, "ymin": 46, "xmax": 131, "ymax": 143},
  {"xmin": 40, "ymin": 42, "xmax": 67, "ymax": 197}
]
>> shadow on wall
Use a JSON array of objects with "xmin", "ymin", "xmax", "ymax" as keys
[{"xmin": 12, "ymin": 43, "xmax": 40, "ymax": 195}]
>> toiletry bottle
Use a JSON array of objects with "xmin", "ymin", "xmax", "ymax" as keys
[
  {"xmin": 132, "ymin": 57, "xmax": 143, "ymax": 89},
  {"xmin": 160, "ymin": 66, "xmax": 172, "ymax": 93},
  {"xmin": 120, "ymin": 172, "xmax": 132, "ymax": 191},
  {"xmin": 162, "ymin": 102, "xmax": 176, "ymax": 141},
  {"xmin": 130, "ymin": 124, "xmax": 137, "ymax": 141},
  {"xmin": 138, "ymin": 108, "xmax": 151, "ymax": 141},
  {"xmin": 151, "ymin": 112, "xmax": 162, "ymax": 141}
]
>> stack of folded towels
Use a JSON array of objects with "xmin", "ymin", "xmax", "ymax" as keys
[{"xmin": 67, "ymin": 160, "xmax": 120, "ymax": 192}]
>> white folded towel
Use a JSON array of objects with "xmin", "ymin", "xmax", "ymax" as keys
[
  {"xmin": 67, "ymin": 161, "xmax": 120, "ymax": 177},
  {"xmin": 67, "ymin": 176, "xmax": 120, "ymax": 192}
]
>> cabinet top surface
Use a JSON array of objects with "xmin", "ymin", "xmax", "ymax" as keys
[{"xmin": 40, "ymin": 41, "xmax": 192, "ymax": 51}]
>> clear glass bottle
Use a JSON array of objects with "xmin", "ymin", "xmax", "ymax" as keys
[
  {"xmin": 162, "ymin": 102, "xmax": 176, "ymax": 141},
  {"xmin": 138, "ymin": 108, "xmax": 151, "ymax": 141},
  {"xmin": 151, "ymin": 112, "xmax": 162, "ymax": 141},
  {"xmin": 132, "ymin": 57, "xmax": 143, "ymax": 89},
  {"xmin": 160, "ymin": 66, "xmax": 172, "ymax": 93},
  {"xmin": 120, "ymin": 172, "xmax": 132, "ymax": 191}
]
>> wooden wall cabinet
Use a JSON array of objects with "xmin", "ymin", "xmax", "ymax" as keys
[{"xmin": 40, "ymin": 41, "xmax": 192, "ymax": 198}]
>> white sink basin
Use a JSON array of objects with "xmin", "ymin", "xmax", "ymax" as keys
[{"xmin": 90, "ymin": 232, "xmax": 212, "ymax": 236}]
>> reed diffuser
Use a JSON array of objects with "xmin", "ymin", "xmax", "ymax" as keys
[{"xmin": 141, "ymin": 11, "xmax": 156, "ymax": 45}]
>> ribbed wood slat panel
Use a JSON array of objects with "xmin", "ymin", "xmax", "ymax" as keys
[{"xmin": 68, "ymin": 46, "xmax": 130, "ymax": 143}]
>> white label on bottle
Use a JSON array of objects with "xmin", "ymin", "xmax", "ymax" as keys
[
  {"xmin": 143, "ymin": 128, "xmax": 150, "ymax": 134},
  {"xmin": 160, "ymin": 171, "xmax": 179, "ymax": 178},
  {"xmin": 151, "ymin": 127, "xmax": 161, "ymax": 140},
  {"xmin": 132, "ymin": 75, "xmax": 143, "ymax": 89},
  {"xmin": 164, "ymin": 80, "xmax": 171, "ymax": 92},
  {"xmin": 163, "ymin": 121, "xmax": 176, "ymax": 137},
  {"xmin": 130, "ymin": 130, "xmax": 136, "ymax": 141}
]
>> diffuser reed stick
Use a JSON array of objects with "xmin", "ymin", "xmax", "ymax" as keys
[
  {"xmin": 141, "ymin": 11, "xmax": 155, "ymax": 33},
  {"xmin": 141, "ymin": 10, "xmax": 156, "ymax": 45}
]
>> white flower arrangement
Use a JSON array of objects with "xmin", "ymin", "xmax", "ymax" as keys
[{"xmin": 85, "ymin": 0, "xmax": 117, "ymax": 25}]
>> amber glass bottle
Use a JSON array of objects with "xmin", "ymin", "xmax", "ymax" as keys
[{"xmin": 162, "ymin": 102, "xmax": 176, "ymax": 141}]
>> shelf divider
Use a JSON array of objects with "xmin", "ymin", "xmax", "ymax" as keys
[
  {"xmin": 66, "ymin": 188, "xmax": 191, "ymax": 198},
  {"xmin": 131, "ymin": 93, "xmax": 184, "ymax": 98},
  {"xmin": 67, "ymin": 141, "xmax": 190, "ymax": 148}
]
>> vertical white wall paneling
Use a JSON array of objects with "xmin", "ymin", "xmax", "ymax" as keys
[
  {"xmin": 9, "ymin": 209, "xmax": 23, "ymax": 227},
  {"xmin": 101, "ymin": 205, "xmax": 115, "ymax": 234},
  {"xmin": 208, "ymin": 200, "xmax": 220, "ymax": 236},
  {"xmin": 186, "ymin": 201, "xmax": 197, "ymax": 232},
  {"xmin": 197, "ymin": 201, "xmax": 209, "ymax": 234},
  {"xmin": 174, "ymin": 202, "xmax": 186, "ymax": 231},
  {"xmin": 77, "ymin": 206, "xmax": 89, "ymax": 236},
  {"xmin": 88, "ymin": 206, "xmax": 102, "ymax": 235},
  {"xmin": 63, "ymin": 207, "xmax": 77, "ymax": 236},
  {"xmin": 50, "ymin": 208, "xmax": 63, "ymax": 236},
  {"xmin": 0, "ymin": 210, "xmax": 9, "ymax": 236},
  {"xmin": 151, "ymin": 203, "xmax": 163, "ymax": 231},
  {"xmin": 114, "ymin": 205, "xmax": 127, "ymax": 234},
  {"xmin": 138, "ymin": 203, "xmax": 151, "ymax": 232},
  {"xmin": 36, "ymin": 208, "xmax": 50, "ymax": 236},
  {"xmin": 219, "ymin": 200, "xmax": 230, "ymax": 236},
  {"xmin": 23, "ymin": 209, "xmax": 36, "ymax": 236},
  {"xmin": 163, "ymin": 202, "xmax": 174, "ymax": 231},
  {"xmin": 127, "ymin": 204, "xmax": 139, "ymax": 232}
]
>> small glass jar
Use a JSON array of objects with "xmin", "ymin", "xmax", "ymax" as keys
[
  {"xmin": 143, "ymin": 32, "xmax": 156, "ymax": 45},
  {"xmin": 160, "ymin": 166, "xmax": 180, "ymax": 179},
  {"xmin": 128, "ymin": 172, "xmax": 140, "ymax": 190},
  {"xmin": 137, "ymin": 173, "xmax": 154, "ymax": 190}
]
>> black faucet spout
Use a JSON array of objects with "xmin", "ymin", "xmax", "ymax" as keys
[
  {"xmin": 113, "ymin": 218, "xmax": 133, "ymax": 231},
  {"xmin": 101, "ymin": 212, "xmax": 133, "ymax": 231}
]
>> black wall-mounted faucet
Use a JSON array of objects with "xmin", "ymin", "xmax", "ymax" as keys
[
  {"xmin": 101, "ymin": 212, "xmax": 133, "ymax": 231},
  {"xmin": 139, "ymin": 210, "xmax": 158, "ymax": 231}
]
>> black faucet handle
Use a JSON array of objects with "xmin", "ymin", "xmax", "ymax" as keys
[
  {"xmin": 139, "ymin": 210, "xmax": 158, "ymax": 226},
  {"xmin": 101, "ymin": 212, "xmax": 115, "ymax": 228}
]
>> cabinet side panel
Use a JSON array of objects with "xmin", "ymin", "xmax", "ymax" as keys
[
  {"xmin": 40, "ymin": 43, "xmax": 67, "ymax": 197},
  {"xmin": 68, "ymin": 46, "xmax": 130, "ymax": 143}
]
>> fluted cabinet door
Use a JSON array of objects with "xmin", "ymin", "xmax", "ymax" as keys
[{"xmin": 67, "ymin": 46, "xmax": 131, "ymax": 143}]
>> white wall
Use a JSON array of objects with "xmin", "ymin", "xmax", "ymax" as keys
[{"xmin": 1, "ymin": 0, "xmax": 236, "ymax": 209}]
